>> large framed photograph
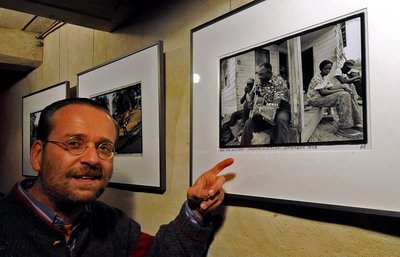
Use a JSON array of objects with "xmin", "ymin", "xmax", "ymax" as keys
[
  {"xmin": 191, "ymin": 0, "xmax": 399, "ymax": 216},
  {"xmin": 22, "ymin": 81, "xmax": 70, "ymax": 176},
  {"xmin": 78, "ymin": 41, "xmax": 165, "ymax": 193},
  {"xmin": 218, "ymin": 15, "xmax": 367, "ymax": 148}
]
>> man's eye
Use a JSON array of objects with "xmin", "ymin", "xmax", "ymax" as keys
[
  {"xmin": 99, "ymin": 143, "xmax": 114, "ymax": 152},
  {"xmin": 67, "ymin": 139, "xmax": 85, "ymax": 148}
]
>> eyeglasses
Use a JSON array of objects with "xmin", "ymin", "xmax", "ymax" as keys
[{"xmin": 44, "ymin": 136, "xmax": 115, "ymax": 160}]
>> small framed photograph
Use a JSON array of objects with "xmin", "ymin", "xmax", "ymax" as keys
[
  {"xmin": 22, "ymin": 81, "xmax": 70, "ymax": 176},
  {"xmin": 78, "ymin": 41, "xmax": 165, "ymax": 193}
]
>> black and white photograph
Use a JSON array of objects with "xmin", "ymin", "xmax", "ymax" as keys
[
  {"xmin": 91, "ymin": 83, "xmax": 142, "ymax": 155},
  {"xmin": 191, "ymin": 0, "xmax": 387, "ymax": 215},
  {"xmin": 29, "ymin": 111, "xmax": 41, "ymax": 148},
  {"xmin": 22, "ymin": 81, "xmax": 70, "ymax": 176},
  {"xmin": 219, "ymin": 14, "xmax": 367, "ymax": 148}
]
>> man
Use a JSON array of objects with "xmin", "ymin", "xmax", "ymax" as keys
[
  {"xmin": 0, "ymin": 98, "xmax": 234, "ymax": 257},
  {"xmin": 225, "ymin": 78, "xmax": 255, "ymax": 143},
  {"xmin": 239, "ymin": 78, "xmax": 255, "ymax": 123},
  {"xmin": 241, "ymin": 63, "xmax": 291, "ymax": 146},
  {"xmin": 333, "ymin": 59, "xmax": 362, "ymax": 100}
]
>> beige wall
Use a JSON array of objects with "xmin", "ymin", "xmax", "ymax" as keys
[{"xmin": 1, "ymin": 0, "xmax": 399, "ymax": 256}]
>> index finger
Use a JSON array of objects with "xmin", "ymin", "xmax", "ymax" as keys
[{"xmin": 208, "ymin": 158, "xmax": 234, "ymax": 175}]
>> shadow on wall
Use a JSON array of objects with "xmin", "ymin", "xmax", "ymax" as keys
[
  {"xmin": 224, "ymin": 196, "xmax": 400, "ymax": 237},
  {"xmin": 0, "ymin": 69, "xmax": 30, "ymax": 93}
]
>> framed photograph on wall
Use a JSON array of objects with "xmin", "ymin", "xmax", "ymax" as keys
[
  {"xmin": 193, "ymin": 1, "xmax": 368, "ymax": 151},
  {"xmin": 78, "ymin": 41, "xmax": 165, "ymax": 193},
  {"xmin": 218, "ymin": 11, "xmax": 367, "ymax": 148},
  {"xmin": 22, "ymin": 81, "xmax": 70, "ymax": 176},
  {"xmin": 191, "ymin": 0, "xmax": 399, "ymax": 216}
]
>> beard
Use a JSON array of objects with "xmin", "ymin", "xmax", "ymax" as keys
[{"xmin": 37, "ymin": 158, "xmax": 112, "ymax": 211}]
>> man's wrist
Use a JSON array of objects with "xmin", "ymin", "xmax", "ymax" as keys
[{"xmin": 184, "ymin": 201, "xmax": 207, "ymax": 227}]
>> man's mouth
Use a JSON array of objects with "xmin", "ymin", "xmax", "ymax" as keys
[{"xmin": 72, "ymin": 175, "xmax": 102, "ymax": 180}]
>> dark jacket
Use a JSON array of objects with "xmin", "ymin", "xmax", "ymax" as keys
[{"xmin": 0, "ymin": 184, "xmax": 214, "ymax": 257}]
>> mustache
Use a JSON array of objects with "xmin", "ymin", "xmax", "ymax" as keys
[{"xmin": 66, "ymin": 164, "xmax": 103, "ymax": 179}]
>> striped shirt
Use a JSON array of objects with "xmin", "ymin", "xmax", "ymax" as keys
[{"xmin": 17, "ymin": 179, "xmax": 89, "ymax": 253}]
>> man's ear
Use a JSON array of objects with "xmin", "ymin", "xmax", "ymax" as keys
[{"xmin": 30, "ymin": 140, "xmax": 43, "ymax": 172}]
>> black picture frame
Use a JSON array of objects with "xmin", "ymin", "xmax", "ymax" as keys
[
  {"xmin": 22, "ymin": 81, "xmax": 70, "ymax": 176},
  {"xmin": 218, "ymin": 12, "xmax": 367, "ymax": 148},
  {"xmin": 78, "ymin": 41, "xmax": 166, "ymax": 194},
  {"xmin": 191, "ymin": 1, "xmax": 398, "ymax": 217}
]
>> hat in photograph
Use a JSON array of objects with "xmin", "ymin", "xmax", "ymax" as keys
[
  {"xmin": 344, "ymin": 59, "xmax": 355, "ymax": 67},
  {"xmin": 246, "ymin": 78, "xmax": 255, "ymax": 84},
  {"xmin": 353, "ymin": 59, "xmax": 362, "ymax": 70}
]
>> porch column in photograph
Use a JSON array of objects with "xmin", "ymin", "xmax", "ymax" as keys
[{"xmin": 287, "ymin": 36, "xmax": 304, "ymax": 142}]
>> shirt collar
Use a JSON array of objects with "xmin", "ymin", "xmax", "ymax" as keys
[{"xmin": 17, "ymin": 178, "xmax": 90, "ymax": 228}]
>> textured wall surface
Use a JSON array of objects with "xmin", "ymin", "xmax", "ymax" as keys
[{"xmin": 0, "ymin": 0, "xmax": 399, "ymax": 256}]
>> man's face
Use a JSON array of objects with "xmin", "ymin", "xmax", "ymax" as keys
[
  {"xmin": 258, "ymin": 66, "xmax": 273, "ymax": 84},
  {"xmin": 343, "ymin": 63, "xmax": 353, "ymax": 73},
  {"xmin": 245, "ymin": 82, "xmax": 254, "ymax": 92},
  {"xmin": 34, "ymin": 104, "xmax": 117, "ymax": 205}
]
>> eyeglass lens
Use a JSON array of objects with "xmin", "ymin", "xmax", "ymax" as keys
[{"xmin": 66, "ymin": 137, "xmax": 114, "ymax": 159}]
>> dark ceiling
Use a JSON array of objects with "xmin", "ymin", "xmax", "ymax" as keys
[
  {"xmin": 0, "ymin": 0, "xmax": 158, "ymax": 32},
  {"xmin": 0, "ymin": 0, "xmax": 168, "ymax": 84}
]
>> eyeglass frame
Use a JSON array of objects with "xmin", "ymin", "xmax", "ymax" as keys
[{"xmin": 43, "ymin": 136, "xmax": 115, "ymax": 160}]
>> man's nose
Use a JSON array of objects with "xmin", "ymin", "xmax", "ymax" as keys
[{"xmin": 80, "ymin": 143, "xmax": 101, "ymax": 164}]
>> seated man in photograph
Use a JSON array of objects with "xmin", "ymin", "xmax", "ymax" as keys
[
  {"xmin": 241, "ymin": 63, "xmax": 291, "ymax": 146},
  {"xmin": 0, "ymin": 98, "xmax": 234, "ymax": 257},
  {"xmin": 240, "ymin": 78, "xmax": 255, "ymax": 124},
  {"xmin": 333, "ymin": 59, "xmax": 362, "ymax": 100}
]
